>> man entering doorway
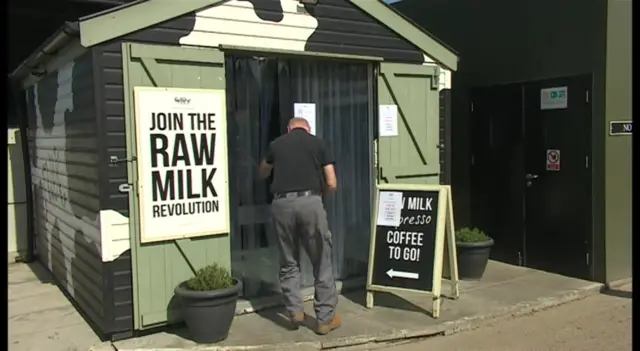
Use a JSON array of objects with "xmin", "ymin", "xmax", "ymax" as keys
[{"xmin": 259, "ymin": 117, "xmax": 341, "ymax": 335}]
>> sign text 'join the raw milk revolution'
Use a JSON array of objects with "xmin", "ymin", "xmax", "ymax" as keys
[
  {"xmin": 135, "ymin": 87, "xmax": 229, "ymax": 243},
  {"xmin": 371, "ymin": 189, "xmax": 440, "ymax": 292}
]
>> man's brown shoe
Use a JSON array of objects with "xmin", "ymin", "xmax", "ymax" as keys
[
  {"xmin": 290, "ymin": 313, "xmax": 305, "ymax": 330},
  {"xmin": 316, "ymin": 314, "xmax": 341, "ymax": 335}
]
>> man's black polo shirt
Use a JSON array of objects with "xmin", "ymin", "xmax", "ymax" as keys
[{"xmin": 265, "ymin": 128, "xmax": 334, "ymax": 194}]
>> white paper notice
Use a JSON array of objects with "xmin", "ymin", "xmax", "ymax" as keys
[
  {"xmin": 377, "ymin": 191, "xmax": 403, "ymax": 227},
  {"xmin": 294, "ymin": 103, "xmax": 317, "ymax": 135},
  {"xmin": 379, "ymin": 104, "xmax": 399, "ymax": 137}
]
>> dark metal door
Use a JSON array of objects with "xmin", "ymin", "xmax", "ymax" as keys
[
  {"xmin": 470, "ymin": 84, "xmax": 525, "ymax": 266},
  {"xmin": 522, "ymin": 75, "xmax": 592, "ymax": 280}
]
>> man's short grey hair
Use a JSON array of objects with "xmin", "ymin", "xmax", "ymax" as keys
[{"xmin": 289, "ymin": 117, "xmax": 310, "ymax": 128}]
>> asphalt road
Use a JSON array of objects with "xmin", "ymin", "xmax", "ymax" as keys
[{"xmin": 386, "ymin": 284, "xmax": 632, "ymax": 351}]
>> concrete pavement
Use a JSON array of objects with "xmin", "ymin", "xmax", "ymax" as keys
[
  {"xmin": 113, "ymin": 261, "xmax": 604, "ymax": 350},
  {"xmin": 384, "ymin": 283, "xmax": 632, "ymax": 351},
  {"xmin": 8, "ymin": 263, "xmax": 107, "ymax": 351},
  {"xmin": 8, "ymin": 260, "xmax": 608, "ymax": 351}
]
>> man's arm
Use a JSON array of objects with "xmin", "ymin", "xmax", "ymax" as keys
[
  {"xmin": 321, "ymin": 143, "xmax": 337, "ymax": 193},
  {"xmin": 323, "ymin": 164, "xmax": 337, "ymax": 193},
  {"xmin": 259, "ymin": 143, "xmax": 274, "ymax": 179},
  {"xmin": 259, "ymin": 159, "xmax": 273, "ymax": 179}
]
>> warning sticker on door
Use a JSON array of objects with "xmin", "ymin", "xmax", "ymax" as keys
[{"xmin": 546, "ymin": 149, "xmax": 561, "ymax": 171}]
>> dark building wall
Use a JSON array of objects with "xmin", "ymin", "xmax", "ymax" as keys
[
  {"xmin": 603, "ymin": 0, "xmax": 632, "ymax": 283},
  {"xmin": 20, "ymin": 45, "xmax": 135, "ymax": 338},
  {"xmin": 23, "ymin": 51, "xmax": 107, "ymax": 332},
  {"xmin": 94, "ymin": 42, "xmax": 130, "ymax": 238},
  {"xmin": 393, "ymin": 0, "xmax": 611, "ymax": 280},
  {"xmin": 91, "ymin": 42, "xmax": 136, "ymax": 337},
  {"xmin": 394, "ymin": 0, "xmax": 605, "ymax": 83}
]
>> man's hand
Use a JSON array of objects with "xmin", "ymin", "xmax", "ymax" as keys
[{"xmin": 259, "ymin": 159, "xmax": 273, "ymax": 179}]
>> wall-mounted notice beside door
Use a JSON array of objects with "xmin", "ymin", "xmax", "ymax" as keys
[
  {"xmin": 134, "ymin": 87, "xmax": 230, "ymax": 243},
  {"xmin": 379, "ymin": 104, "xmax": 399, "ymax": 137},
  {"xmin": 366, "ymin": 184, "xmax": 459, "ymax": 319},
  {"xmin": 294, "ymin": 103, "xmax": 317, "ymax": 135},
  {"xmin": 541, "ymin": 86, "xmax": 568, "ymax": 110}
]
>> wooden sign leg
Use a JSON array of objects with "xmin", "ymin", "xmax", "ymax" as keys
[
  {"xmin": 366, "ymin": 291, "xmax": 374, "ymax": 309},
  {"xmin": 448, "ymin": 233, "xmax": 460, "ymax": 299},
  {"xmin": 446, "ymin": 186, "xmax": 460, "ymax": 299},
  {"xmin": 432, "ymin": 296, "xmax": 441, "ymax": 318}
]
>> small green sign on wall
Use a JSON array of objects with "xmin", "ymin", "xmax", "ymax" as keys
[{"xmin": 540, "ymin": 86, "xmax": 568, "ymax": 110}]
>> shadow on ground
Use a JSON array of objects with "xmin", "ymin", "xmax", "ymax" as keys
[
  {"xmin": 25, "ymin": 262, "xmax": 57, "ymax": 284},
  {"xmin": 343, "ymin": 290, "xmax": 433, "ymax": 316},
  {"xmin": 255, "ymin": 308, "xmax": 300, "ymax": 331}
]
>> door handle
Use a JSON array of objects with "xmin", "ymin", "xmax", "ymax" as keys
[{"xmin": 525, "ymin": 173, "xmax": 539, "ymax": 181}]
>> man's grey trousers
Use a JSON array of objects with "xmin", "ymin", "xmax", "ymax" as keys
[{"xmin": 271, "ymin": 194, "xmax": 338, "ymax": 324}]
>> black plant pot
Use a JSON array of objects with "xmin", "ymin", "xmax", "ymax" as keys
[
  {"xmin": 174, "ymin": 278, "xmax": 242, "ymax": 344},
  {"xmin": 456, "ymin": 239, "xmax": 494, "ymax": 280}
]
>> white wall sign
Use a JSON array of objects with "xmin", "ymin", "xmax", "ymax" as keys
[
  {"xmin": 134, "ymin": 87, "xmax": 230, "ymax": 243},
  {"xmin": 379, "ymin": 104, "xmax": 399, "ymax": 137},
  {"xmin": 540, "ymin": 86, "xmax": 568, "ymax": 110},
  {"xmin": 294, "ymin": 102, "xmax": 317, "ymax": 135}
]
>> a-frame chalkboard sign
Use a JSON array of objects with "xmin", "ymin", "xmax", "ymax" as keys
[{"xmin": 366, "ymin": 184, "xmax": 459, "ymax": 318}]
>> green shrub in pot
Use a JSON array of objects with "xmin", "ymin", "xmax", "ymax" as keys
[
  {"xmin": 455, "ymin": 227, "xmax": 494, "ymax": 280},
  {"xmin": 455, "ymin": 227, "xmax": 492, "ymax": 243},
  {"xmin": 175, "ymin": 263, "xmax": 241, "ymax": 344},
  {"xmin": 185, "ymin": 264, "xmax": 234, "ymax": 291}
]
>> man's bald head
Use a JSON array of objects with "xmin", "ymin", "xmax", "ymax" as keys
[{"xmin": 288, "ymin": 117, "xmax": 310, "ymax": 132}]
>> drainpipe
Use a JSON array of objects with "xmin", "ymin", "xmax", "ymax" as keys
[{"xmin": 9, "ymin": 22, "xmax": 80, "ymax": 82}]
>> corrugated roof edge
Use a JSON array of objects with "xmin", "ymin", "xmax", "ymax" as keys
[{"xmin": 9, "ymin": 22, "xmax": 81, "ymax": 83}]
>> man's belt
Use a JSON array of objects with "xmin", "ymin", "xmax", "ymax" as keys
[{"xmin": 273, "ymin": 190, "xmax": 322, "ymax": 199}]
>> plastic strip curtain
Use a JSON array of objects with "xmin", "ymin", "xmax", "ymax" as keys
[{"xmin": 226, "ymin": 56, "xmax": 372, "ymax": 298}]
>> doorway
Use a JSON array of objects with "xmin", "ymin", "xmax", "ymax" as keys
[
  {"xmin": 224, "ymin": 54, "xmax": 375, "ymax": 298},
  {"xmin": 470, "ymin": 74, "xmax": 592, "ymax": 280}
]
